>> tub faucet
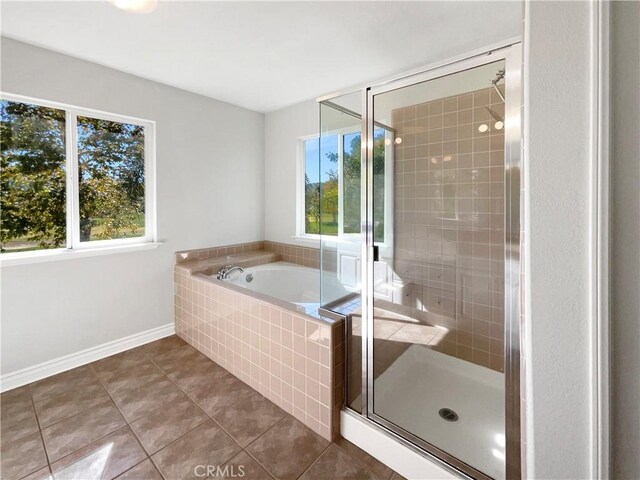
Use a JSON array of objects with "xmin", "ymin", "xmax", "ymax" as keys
[{"xmin": 216, "ymin": 265, "xmax": 244, "ymax": 280}]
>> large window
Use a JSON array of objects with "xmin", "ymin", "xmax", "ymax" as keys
[
  {"xmin": 301, "ymin": 128, "xmax": 389, "ymax": 242},
  {"xmin": 0, "ymin": 96, "xmax": 154, "ymax": 256}
]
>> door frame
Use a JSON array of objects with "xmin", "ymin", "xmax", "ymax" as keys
[{"xmin": 359, "ymin": 42, "xmax": 522, "ymax": 480}]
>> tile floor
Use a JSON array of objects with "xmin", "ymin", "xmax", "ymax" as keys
[{"xmin": 0, "ymin": 336, "xmax": 404, "ymax": 480}]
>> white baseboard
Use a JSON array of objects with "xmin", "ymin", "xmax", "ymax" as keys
[
  {"xmin": 340, "ymin": 410, "xmax": 462, "ymax": 480},
  {"xmin": 0, "ymin": 323, "xmax": 175, "ymax": 393}
]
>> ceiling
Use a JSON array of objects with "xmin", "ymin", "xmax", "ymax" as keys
[{"xmin": 1, "ymin": 1, "xmax": 521, "ymax": 113}]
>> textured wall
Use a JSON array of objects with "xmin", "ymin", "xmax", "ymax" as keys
[{"xmin": 1, "ymin": 38, "xmax": 265, "ymax": 375}]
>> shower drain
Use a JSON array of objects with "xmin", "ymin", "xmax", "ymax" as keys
[{"xmin": 439, "ymin": 408, "xmax": 459, "ymax": 422}]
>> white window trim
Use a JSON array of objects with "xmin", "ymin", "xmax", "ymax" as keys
[
  {"xmin": 0, "ymin": 92, "xmax": 158, "ymax": 265},
  {"xmin": 296, "ymin": 127, "xmax": 394, "ymax": 249}
]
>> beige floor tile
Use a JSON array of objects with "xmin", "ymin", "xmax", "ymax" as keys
[
  {"xmin": 111, "ymin": 377, "xmax": 186, "ymax": 423},
  {"xmin": 34, "ymin": 380, "xmax": 110, "ymax": 428},
  {"xmin": 221, "ymin": 451, "xmax": 272, "ymax": 480},
  {"xmin": 41, "ymin": 401, "xmax": 126, "ymax": 462},
  {"xmin": 185, "ymin": 374, "xmax": 253, "ymax": 417},
  {"xmin": 30, "ymin": 365, "xmax": 98, "ymax": 403},
  {"xmin": 152, "ymin": 421, "xmax": 241, "ymax": 480},
  {"xmin": 333, "ymin": 437, "xmax": 393, "ymax": 479},
  {"xmin": 246, "ymin": 416, "xmax": 329, "ymax": 480},
  {"xmin": 0, "ymin": 431, "xmax": 48, "ymax": 480},
  {"xmin": 115, "ymin": 459, "xmax": 163, "ymax": 480},
  {"xmin": 299, "ymin": 444, "xmax": 377, "ymax": 480},
  {"xmin": 50, "ymin": 426, "xmax": 146, "ymax": 480},
  {"xmin": 214, "ymin": 394, "xmax": 285, "ymax": 447},
  {"xmin": 129, "ymin": 395, "xmax": 208, "ymax": 455},
  {"xmin": 1, "ymin": 389, "xmax": 40, "ymax": 446}
]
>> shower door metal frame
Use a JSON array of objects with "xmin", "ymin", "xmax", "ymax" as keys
[{"xmin": 359, "ymin": 42, "xmax": 522, "ymax": 480}]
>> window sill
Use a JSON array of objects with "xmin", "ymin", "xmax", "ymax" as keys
[
  {"xmin": 292, "ymin": 235, "xmax": 390, "ymax": 249},
  {"xmin": 0, "ymin": 242, "xmax": 162, "ymax": 268},
  {"xmin": 292, "ymin": 234, "xmax": 362, "ymax": 246}
]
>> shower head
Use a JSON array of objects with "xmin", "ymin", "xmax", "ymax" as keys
[
  {"xmin": 492, "ymin": 69, "xmax": 506, "ymax": 86},
  {"xmin": 484, "ymin": 106, "xmax": 504, "ymax": 123},
  {"xmin": 491, "ymin": 69, "xmax": 506, "ymax": 103}
]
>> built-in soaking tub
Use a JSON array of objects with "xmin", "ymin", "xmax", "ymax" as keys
[
  {"xmin": 207, "ymin": 261, "xmax": 349, "ymax": 312},
  {"xmin": 173, "ymin": 245, "xmax": 346, "ymax": 442}
]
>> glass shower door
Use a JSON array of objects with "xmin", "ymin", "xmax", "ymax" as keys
[{"xmin": 365, "ymin": 55, "xmax": 518, "ymax": 480}]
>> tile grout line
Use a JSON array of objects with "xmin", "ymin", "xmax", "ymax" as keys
[
  {"xmin": 240, "ymin": 413, "xmax": 332, "ymax": 480},
  {"xmin": 140, "ymin": 382, "xmax": 245, "ymax": 479},
  {"xmin": 138, "ymin": 350, "xmax": 253, "ymax": 475},
  {"xmin": 331, "ymin": 441, "xmax": 391, "ymax": 480},
  {"xmin": 87, "ymin": 361, "xmax": 154, "ymax": 466},
  {"xmin": 110, "ymin": 457, "xmax": 152, "ymax": 480},
  {"xmin": 237, "ymin": 416, "xmax": 291, "ymax": 478},
  {"xmin": 6, "ymin": 341, "xmax": 176, "ymax": 479},
  {"xmin": 80, "ymin": 341, "xmax": 243, "ymax": 475},
  {"xmin": 44, "ymin": 379, "xmax": 146, "ymax": 475},
  {"xmin": 34, "ymin": 345, "xmax": 176, "ymax": 475},
  {"xmin": 91, "ymin": 341, "xmax": 197, "ymax": 479},
  {"xmin": 294, "ymin": 439, "xmax": 334, "ymax": 480},
  {"xmin": 8, "ymin": 336, "xmax": 390, "ymax": 480},
  {"xmin": 26, "ymin": 385, "xmax": 52, "ymax": 478},
  {"xmin": 28, "ymin": 368, "xmax": 110, "ymax": 430}
]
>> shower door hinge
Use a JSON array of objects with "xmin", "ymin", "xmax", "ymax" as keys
[{"xmin": 372, "ymin": 245, "xmax": 379, "ymax": 262}]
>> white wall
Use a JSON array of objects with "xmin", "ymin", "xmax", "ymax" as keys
[
  {"xmin": 524, "ymin": 2, "xmax": 597, "ymax": 478},
  {"xmin": 264, "ymin": 99, "xmax": 318, "ymax": 246},
  {"xmin": 0, "ymin": 38, "xmax": 264, "ymax": 375},
  {"xmin": 611, "ymin": 2, "xmax": 640, "ymax": 478},
  {"xmin": 264, "ymin": 55, "xmax": 516, "ymax": 248}
]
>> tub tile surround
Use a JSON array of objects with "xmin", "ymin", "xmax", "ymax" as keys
[
  {"xmin": 264, "ymin": 241, "xmax": 322, "ymax": 269},
  {"xmin": 174, "ymin": 261, "xmax": 344, "ymax": 442},
  {"xmin": 176, "ymin": 240, "xmax": 322, "ymax": 274},
  {"xmin": 0, "ymin": 336, "xmax": 398, "ymax": 480}
]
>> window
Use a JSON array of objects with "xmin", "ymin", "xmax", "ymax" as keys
[
  {"xmin": 1, "ymin": 95, "xmax": 155, "ymax": 256},
  {"xmin": 300, "ymin": 128, "xmax": 390, "ymax": 243}
]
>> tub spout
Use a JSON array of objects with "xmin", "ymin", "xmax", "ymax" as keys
[{"xmin": 216, "ymin": 265, "xmax": 244, "ymax": 280}]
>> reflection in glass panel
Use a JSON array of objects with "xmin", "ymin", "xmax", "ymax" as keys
[
  {"xmin": 341, "ymin": 129, "xmax": 388, "ymax": 240},
  {"xmin": 77, "ymin": 116, "xmax": 145, "ymax": 242},
  {"xmin": 342, "ymin": 132, "xmax": 361, "ymax": 234},
  {"xmin": 304, "ymin": 137, "xmax": 321, "ymax": 235},
  {"xmin": 0, "ymin": 100, "xmax": 66, "ymax": 253},
  {"xmin": 318, "ymin": 133, "xmax": 339, "ymax": 236},
  {"xmin": 319, "ymin": 102, "xmax": 361, "ymax": 307},
  {"xmin": 372, "ymin": 128, "xmax": 387, "ymax": 243}
]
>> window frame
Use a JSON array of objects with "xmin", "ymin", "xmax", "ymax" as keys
[
  {"xmin": 296, "ymin": 127, "xmax": 394, "ymax": 246},
  {"xmin": 0, "ymin": 92, "xmax": 157, "ymax": 263}
]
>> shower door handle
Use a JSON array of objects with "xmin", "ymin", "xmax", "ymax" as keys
[{"xmin": 372, "ymin": 245, "xmax": 379, "ymax": 262}]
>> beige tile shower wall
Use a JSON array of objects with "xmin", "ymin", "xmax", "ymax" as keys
[
  {"xmin": 392, "ymin": 86, "xmax": 505, "ymax": 372},
  {"xmin": 174, "ymin": 268, "xmax": 343, "ymax": 441}
]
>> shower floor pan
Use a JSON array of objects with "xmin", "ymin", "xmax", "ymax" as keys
[{"xmin": 372, "ymin": 344, "xmax": 505, "ymax": 479}]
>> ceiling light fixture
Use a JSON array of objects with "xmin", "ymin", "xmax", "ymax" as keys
[
  {"xmin": 494, "ymin": 121, "xmax": 504, "ymax": 130},
  {"xmin": 394, "ymin": 137, "xmax": 402, "ymax": 145},
  {"xmin": 109, "ymin": 0, "xmax": 158, "ymax": 14},
  {"xmin": 478, "ymin": 123, "xmax": 489, "ymax": 133}
]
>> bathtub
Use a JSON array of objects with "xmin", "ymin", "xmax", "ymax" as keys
[{"xmin": 208, "ymin": 261, "xmax": 350, "ymax": 311}]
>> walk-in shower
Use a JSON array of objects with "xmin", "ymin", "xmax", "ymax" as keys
[{"xmin": 316, "ymin": 42, "xmax": 522, "ymax": 480}]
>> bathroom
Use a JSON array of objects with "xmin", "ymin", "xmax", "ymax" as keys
[{"xmin": 1, "ymin": 2, "xmax": 638, "ymax": 480}]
